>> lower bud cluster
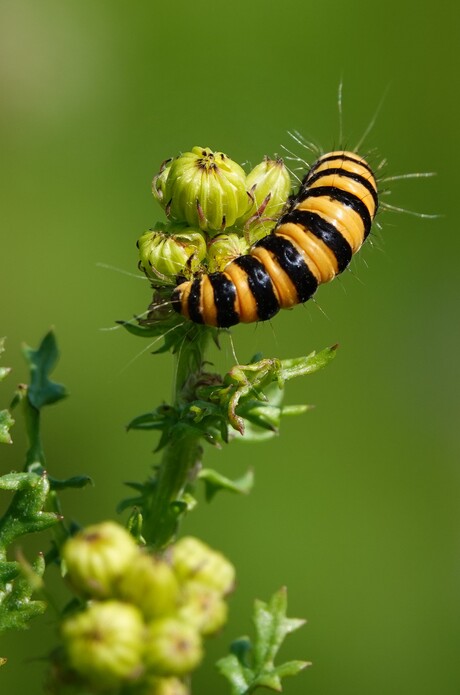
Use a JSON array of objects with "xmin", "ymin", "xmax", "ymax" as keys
[{"xmin": 59, "ymin": 522, "xmax": 235, "ymax": 694}]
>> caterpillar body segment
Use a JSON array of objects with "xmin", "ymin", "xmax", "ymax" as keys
[{"xmin": 172, "ymin": 151, "xmax": 378, "ymax": 328}]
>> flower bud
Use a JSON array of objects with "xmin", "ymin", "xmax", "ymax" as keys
[
  {"xmin": 117, "ymin": 553, "xmax": 180, "ymax": 620},
  {"xmin": 171, "ymin": 537, "xmax": 235, "ymax": 596},
  {"xmin": 62, "ymin": 601, "xmax": 145, "ymax": 689},
  {"xmin": 145, "ymin": 618, "xmax": 203, "ymax": 677},
  {"xmin": 178, "ymin": 581, "xmax": 228, "ymax": 636},
  {"xmin": 242, "ymin": 157, "xmax": 291, "ymax": 228},
  {"xmin": 152, "ymin": 158, "xmax": 173, "ymax": 207},
  {"xmin": 145, "ymin": 677, "xmax": 189, "ymax": 695},
  {"xmin": 158, "ymin": 147, "xmax": 249, "ymax": 235},
  {"xmin": 206, "ymin": 233, "xmax": 250, "ymax": 272},
  {"xmin": 62, "ymin": 521, "xmax": 138, "ymax": 599},
  {"xmin": 138, "ymin": 224, "xmax": 206, "ymax": 284}
]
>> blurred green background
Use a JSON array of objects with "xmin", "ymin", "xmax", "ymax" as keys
[{"xmin": 1, "ymin": 0, "xmax": 459, "ymax": 692}]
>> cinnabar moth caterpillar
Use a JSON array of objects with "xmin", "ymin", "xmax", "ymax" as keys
[{"xmin": 171, "ymin": 150, "xmax": 378, "ymax": 328}]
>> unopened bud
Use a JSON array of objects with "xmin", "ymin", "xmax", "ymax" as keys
[
  {"xmin": 146, "ymin": 677, "xmax": 189, "ymax": 695},
  {"xmin": 62, "ymin": 522, "xmax": 138, "ymax": 599},
  {"xmin": 158, "ymin": 147, "xmax": 249, "ymax": 235},
  {"xmin": 145, "ymin": 617, "xmax": 203, "ymax": 677},
  {"xmin": 178, "ymin": 581, "xmax": 228, "ymax": 636},
  {"xmin": 206, "ymin": 233, "xmax": 250, "ymax": 273},
  {"xmin": 62, "ymin": 601, "xmax": 145, "ymax": 689},
  {"xmin": 152, "ymin": 158, "xmax": 173, "ymax": 207},
  {"xmin": 171, "ymin": 537, "xmax": 235, "ymax": 596},
  {"xmin": 117, "ymin": 553, "xmax": 180, "ymax": 620},
  {"xmin": 138, "ymin": 225, "xmax": 206, "ymax": 284},
  {"xmin": 242, "ymin": 157, "xmax": 291, "ymax": 229}
]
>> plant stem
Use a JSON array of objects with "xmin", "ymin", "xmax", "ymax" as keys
[{"xmin": 143, "ymin": 325, "xmax": 213, "ymax": 549}]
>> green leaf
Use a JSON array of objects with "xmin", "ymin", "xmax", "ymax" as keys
[
  {"xmin": 0, "ymin": 410, "xmax": 14, "ymax": 444},
  {"xmin": 48, "ymin": 474, "xmax": 93, "ymax": 491},
  {"xmin": 22, "ymin": 330, "xmax": 67, "ymax": 410},
  {"xmin": 279, "ymin": 345, "xmax": 338, "ymax": 381},
  {"xmin": 0, "ymin": 472, "xmax": 60, "ymax": 551},
  {"xmin": 0, "ymin": 367, "xmax": 11, "ymax": 383},
  {"xmin": 199, "ymin": 468, "xmax": 254, "ymax": 501},
  {"xmin": 217, "ymin": 587, "xmax": 309, "ymax": 694},
  {"xmin": 0, "ymin": 339, "xmax": 14, "ymax": 444},
  {"xmin": 217, "ymin": 653, "xmax": 253, "ymax": 695},
  {"xmin": 0, "ymin": 553, "xmax": 47, "ymax": 632}
]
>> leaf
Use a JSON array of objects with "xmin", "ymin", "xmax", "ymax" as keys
[
  {"xmin": 217, "ymin": 653, "xmax": 253, "ymax": 695},
  {"xmin": 0, "ymin": 368, "xmax": 11, "ymax": 383},
  {"xmin": 48, "ymin": 475, "xmax": 93, "ymax": 491},
  {"xmin": 199, "ymin": 468, "xmax": 254, "ymax": 501},
  {"xmin": 0, "ymin": 339, "xmax": 14, "ymax": 444},
  {"xmin": 279, "ymin": 345, "xmax": 338, "ymax": 382},
  {"xmin": 22, "ymin": 330, "xmax": 67, "ymax": 410},
  {"xmin": 0, "ymin": 553, "xmax": 47, "ymax": 632},
  {"xmin": 252, "ymin": 588, "xmax": 305, "ymax": 671},
  {"xmin": 0, "ymin": 472, "xmax": 60, "ymax": 549},
  {"xmin": 0, "ymin": 410, "xmax": 14, "ymax": 444},
  {"xmin": 217, "ymin": 587, "xmax": 308, "ymax": 694}
]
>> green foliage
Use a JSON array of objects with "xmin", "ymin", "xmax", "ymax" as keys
[
  {"xmin": 217, "ymin": 587, "xmax": 309, "ymax": 694},
  {"xmin": 11, "ymin": 330, "xmax": 68, "ymax": 468},
  {"xmin": 22, "ymin": 330, "xmax": 67, "ymax": 410},
  {"xmin": 198, "ymin": 468, "xmax": 254, "ymax": 501},
  {"xmin": 0, "ymin": 337, "xmax": 14, "ymax": 444},
  {"xmin": 0, "ymin": 410, "xmax": 14, "ymax": 445},
  {"xmin": 0, "ymin": 331, "xmax": 80, "ymax": 638},
  {"xmin": 0, "ymin": 471, "xmax": 57, "ymax": 632},
  {"xmin": 122, "ymin": 345, "xmax": 336, "ymax": 548}
]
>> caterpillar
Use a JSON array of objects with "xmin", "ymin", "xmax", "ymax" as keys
[{"xmin": 171, "ymin": 150, "xmax": 378, "ymax": 328}]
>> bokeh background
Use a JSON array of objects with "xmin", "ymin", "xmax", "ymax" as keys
[{"xmin": 1, "ymin": 0, "xmax": 459, "ymax": 693}]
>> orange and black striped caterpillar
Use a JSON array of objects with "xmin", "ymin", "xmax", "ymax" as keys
[{"xmin": 172, "ymin": 150, "xmax": 378, "ymax": 328}]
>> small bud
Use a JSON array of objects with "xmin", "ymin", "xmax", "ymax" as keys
[
  {"xmin": 62, "ymin": 521, "xmax": 139, "ymax": 598},
  {"xmin": 206, "ymin": 233, "xmax": 250, "ymax": 273},
  {"xmin": 117, "ymin": 553, "xmax": 180, "ymax": 620},
  {"xmin": 178, "ymin": 581, "xmax": 228, "ymax": 636},
  {"xmin": 138, "ymin": 224, "xmax": 206, "ymax": 284},
  {"xmin": 171, "ymin": 537, "xmax": 235, "ymax": 596},
  {"xmin": 158, "ymin": 147, "xmax": 249, "ymax": 235},
  {"xmin": 242, "ymin": 157, "xmax": 291, "ymax": 229},
  {"xmin": 152, "ymin": 158, "xmax": 173, "ymax": 206},
  {"xmin": 62, "ymin": 601, "xmax": 145, "ymax": 689},
  {"xmin": 145, "ymin": 676, "xmax": 189, "ymax": 695},
  {"xmin": 145, "ymin": 617, "xmax": 203, "ymax": 677}
]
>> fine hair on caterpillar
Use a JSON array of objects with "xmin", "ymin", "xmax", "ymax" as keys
[{"xmin": 129, "ymin": 88, "xmax": 437, "ymax": 342}]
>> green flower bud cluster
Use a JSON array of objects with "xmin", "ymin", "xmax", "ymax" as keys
[
  {"xmin": 138, "ymin": 223, "xmax": 206, "ymax": 285},
  {"xmin": 60, "ymin": 522, "xmax": 235, "ymax": 693},
  {"xmin": 142, "ymin": 148, "xmax": 292, "ymax": 284}
]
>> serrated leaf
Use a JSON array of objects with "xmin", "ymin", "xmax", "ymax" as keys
[
  {"xmin": 199, "ymin": 468, "xmax": 254, "ymax": 501},
  {"xmin": 48, "ymin": 475, "xmax": 93, "ymax": 491},
  {"xmin": 22, "ymin": 330, "xmax": 67, "ymax": 410},
  {"xmin": 0, "ymin": 472, "xmax": 34, "ymax": 491},
  {"xmin": 253, "ymin": 588, "xmax": 305, "ymax": 671},
  {"xmin": 0, "ymin": 472, "xmax": 60, "ymax": 548},
  {"xmin": 217, "ymin": 587, "xmax": 307, "ymax": 694},
  {"xmin": 279, "ymin": 345, "xmax": 338, "ymax": 382},
  {"xmin": 0, "ymin": 410, "xmax": 14, "ymax": 444},
  {"xmin": 270, "ymin": 660, "xmax": 310, "ymax": 679},
  {"xmin": 216, "ymin": 654, "xmax": 253, "ymax": 695}
]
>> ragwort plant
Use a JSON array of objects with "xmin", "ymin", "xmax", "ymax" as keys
[{"xmin": 1, "ymin": 141, "xmax": 385, "ymax": 694}]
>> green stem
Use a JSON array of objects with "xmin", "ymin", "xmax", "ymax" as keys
[{"xmin": 143, "ymin": 325, "xmax": 213, "ymax": 549}]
